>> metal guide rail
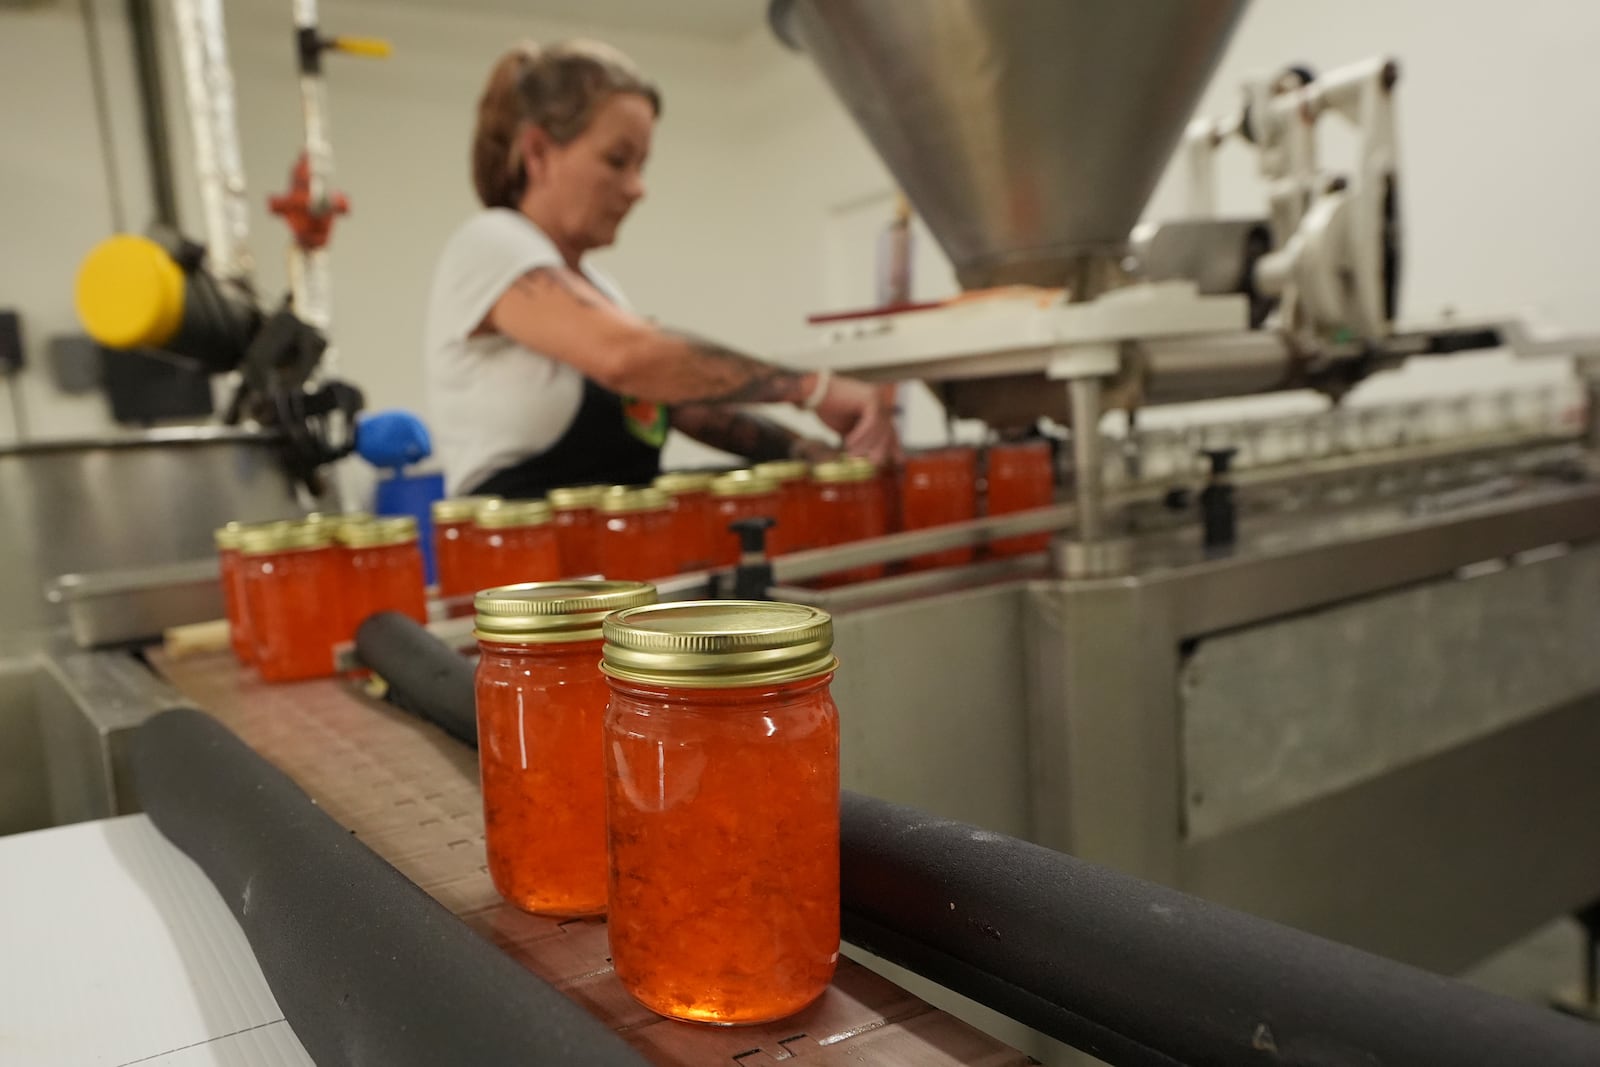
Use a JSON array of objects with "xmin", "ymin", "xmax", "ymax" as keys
[{"xmin": 147, "ymin": 648, "xmax": 1031, "ymax": 1066}]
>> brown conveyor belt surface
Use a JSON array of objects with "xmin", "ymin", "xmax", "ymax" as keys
[{"xmin": 149, "ymin": 649, "xmax": 1032, "ymax": 1066}]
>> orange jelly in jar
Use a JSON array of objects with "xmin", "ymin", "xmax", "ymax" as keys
[
  {"xmin": 340, "ymin": 516, "xmax": 428, "ymax": 638},
  {"xmin": 214, "ymin": 521, "xmax": 255, "ymax": 664},
  {"xmin": 603, "ymin": 601, "xmax": 841, "ymax": 1025},
  {"xmin": 476, "ymin": 580, "xmax": 659, "ymax": 917},
  {"xmin": 810, "ymin": 458, "xmax": 887, "ymax": 586},
  {"xmin": 433, "ymin": 496, "xmax": 498, "ymax": 617},
  {"xmin": 709, "ymin": 470, "xmax": 780, "ymax": 567},
  {"xmin": 986, "ymin": 439, "xmax": 1056, "ymax": 556},
  {"xmin": 598, "ymin": 487, "xmax": 678, "ymax": 581},
  {"xmin": 900, "ymin": 447, "xmax": 978, "ymax": 570},
  {"xmin": 549, "ymin": 486, "xmax": 603, "ymax": 577},
  {"xmin": 753, "ymin": 460, "xmax": 813, "ymax": 555},
  {"xmin": 474, "ymin": 499, "xmax": 563, "ymax": 591},
  {"xmin": 240, "ymin": 522, "xmax": 343, "ymax": 682},
  {"xmin": 653, "ymin": 471, "xmax": 716, "ymax": 573}
]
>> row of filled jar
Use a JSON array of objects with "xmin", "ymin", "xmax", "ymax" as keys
[
  {"xmin": 214, "ymin": 513, "xmax": 428, "ymax": 684},
  {"xmin": 434, "ymin": 438, "xmax": 1059, "ymax": 602},
  {"xmin": 473, "ymin": 580, "xmax": 841, "ymax": 1027}
]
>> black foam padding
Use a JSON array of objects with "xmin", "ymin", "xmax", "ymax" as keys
[
  {"xmin": 131, "ymin": 707, "xmax": 649, "ymax": 1067},
  {"xmin": 353, "ymin": 610, "xmax": 1600, "ymax": 1066},
  {"xmin": 840, "ymin": 790, "xmax": 1600, "ymax": 1067},
  {"xmin": 355, "ymin": 611, "xmax": 477, "ymax": 744}
]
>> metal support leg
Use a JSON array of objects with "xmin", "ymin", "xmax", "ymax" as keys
[
  {"xmin": 1057, "ymin": 377, "xmax": 1132, "ymax": 578},
  {"xmin": 1069, "ymin": 378, "xmax": 1104, "ymax": 541}
]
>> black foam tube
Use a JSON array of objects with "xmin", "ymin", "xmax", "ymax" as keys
[
  {"xmin": 353, "ymin": 612, "xmax": 1600, "ymax": 1067},
  {"xmin": 838, "ymin": 791, "xmax": 1600, "ymax": 1067},
  {"xmin": 355, "ymin": 611, "xmax": 477, "ymax": 744},
  {"xmin": 131, "ymin": 707, "xmax": 650, "ymax": 1067}
]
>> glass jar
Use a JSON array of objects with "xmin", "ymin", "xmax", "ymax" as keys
[
  {"xmin": 986, "ymin": 439, "xmax": 1056, "ymax": 556},
  {"xmin": 549, "ymin": 486, "xmax": 604, "ymax": 578},
  {"xmin": 596, "ymin": 486, "xmax": 677, "ymax": 582},
  {"xmin": 339, "ymin": 516, "xmax": 428, "ymax": 640},
  {"xmin": 810, "ymin": 457, "xmax": 887, "ymax": 586},
  {"xmin": 602, "ymin": 601, "xmax": 840, "ymax": 1025},
  {"xmin": 476, "ymin": 580, "xmax": 659, "ymax": 917},
  {"xmin": 900, "ymin": 446, "xmax": 979, "ymax": 570},
  {"xmin": 214, "ymin": 521, "xmax": 254, "ymax": 664},
  {"xmin": 473, "ymin": 499, "xmax": 562, "ymax": 591},
  {"xmin": 433, "ymin": 496, "xmax": 498, "ymax": 617},
  {"xmin": 240, "ymin": 522, "xmax": 343, "ymax": 682},
  {"xmin": 653, "ymin": 471, "xmax": 716, "ymax": 574},
  {"xmin": 753, "ymin": 460, "xmax": 813, "ymax": 555},
  {"xmin": 709, "ymin": 470, "xmax": 781, "ymax": 567}
]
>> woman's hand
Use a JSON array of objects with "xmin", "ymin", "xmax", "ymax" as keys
[{"xmin": 812, "ymin": 374, "xmax": 900, "ymax": 466}]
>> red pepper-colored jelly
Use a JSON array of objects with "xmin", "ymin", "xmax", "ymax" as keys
[
  {"xmin": 474, "ymin": 580, "xmax": 658, "ymax": 917},
  {"xmin": 240, "ymin": 522, "xmax": 342, "ymax": 682},
  {"xmin": 709, "ymin": 470, "xmax": 781, "ymax": 567},
  {"xmin": 603, "ymin": 601, "xmax": 840, "ymax": 1025},
  {"xmin": 900, "ymin": 446, "xmax": 978, "ymax": 570},
  {"xmin": 986, "ymin": 439, "xmax": 1056, "ymax": 556},
  {"xmin": 598, "ymin": 487, "xmax": 677, "ymax": 581},
  {"xmin": 433, "ymin": 496, "xmax": 498, "ymax": 617}
]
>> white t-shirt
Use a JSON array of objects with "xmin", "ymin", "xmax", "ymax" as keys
[{"xmin": 423, "ymin": 209, "xmax": 630, "ymax": 495}]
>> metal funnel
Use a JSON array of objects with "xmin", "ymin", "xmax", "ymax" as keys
[{"xmin": 772, "ymin": 0, "xmax": 1248, "ymax": 292}]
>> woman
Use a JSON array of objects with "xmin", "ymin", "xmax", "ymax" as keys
[{"xmin": 424, "ymin": 41, "xmax": 898, "ymax": 498}]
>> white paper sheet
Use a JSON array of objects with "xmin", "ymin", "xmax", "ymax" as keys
[{"xmin": 0, "ymin": 814, "xmax": 313, "ymax": 1067}]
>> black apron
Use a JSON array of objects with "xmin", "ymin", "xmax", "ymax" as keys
[{"xmin": 467, "ymin": 377, "xmax": 664, "ymax": 499}]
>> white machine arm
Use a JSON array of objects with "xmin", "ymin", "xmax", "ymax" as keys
[{"xmin": 1185, "ymin": 59, "xmax": 1401, "ymax": 349}]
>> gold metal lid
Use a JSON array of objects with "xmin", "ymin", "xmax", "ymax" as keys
[
  {"xmin": 598, "ymin": 486, "xmax": 670, "ymax": 514},
  {"xmin": 239, "ymin": 521, "xmax": 334, "ymax": 555},
  {"xmin": 653, "ymin": 470, "xmax": 715, "ymax": 495},
  {"xmin": 548, "ymin": 486, "xmax": 604, "ymax": 510},
  {"xmin": 338, "ymin": 515, "xmax": 419, "ymax": 548},
  {"xmin": 214, "ymin": 521, "xmax": 245, "ymax": 550},
  {"xmin": 475, "ymin": 499, "xmax": 553, "ymax": 529},
  {"xmin": 432, "ymin": 496, "xmax": 499, "ymax": 522},
  {"xmin": 710, "ymin": 469, "xmax": 779, "ymax": 498},
  {"xmin": 812, "ymin": 457, "xmax": 879, "ymax": 484},
  {"xmin": 602, "ymin": 601, "xmax": 836, "ymax": 689},
  {"xmin": 475, "ymin": 580, "xmax": 659, "ymax": 644},
  {"xmin": 753, "ymin": 460, "xmax": 810, "ymax": 484}
]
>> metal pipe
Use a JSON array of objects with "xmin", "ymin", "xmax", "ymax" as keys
[
  {"xmin": 351, "ymin": 615, "xmax": 1600, "ymax": 1067},
  {"xmin": 169, "ymin": 0, "xmax": 253, "ymax": 282},
  {"xmin": 123, "ymin": 0, "xmax": 178, "ymax": 229},
  {"xmin": 1069, "ymin": 377, "xmax": 1105, "ymax": 541}
]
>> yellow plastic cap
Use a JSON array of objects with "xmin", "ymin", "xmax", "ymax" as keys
[{"xmin": 75, "ymin": 235, "xmax": 185, "ymax": 350}]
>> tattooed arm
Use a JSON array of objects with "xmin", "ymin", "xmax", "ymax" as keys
[
  {"xmin": 669, "ymin": 405, "xmax": 838, "ymax": 464},
  {"xmin": 486, "ymin": 265, "xmax": 898, "ymax": 462}
]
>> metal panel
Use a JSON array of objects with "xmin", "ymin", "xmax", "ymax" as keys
[
  {"xmin": 0, "ymin": 430, "xmax": 305, "ymax": 635},
  {"xmin": 1182, "ymin": 544, "xmax": 1600, "ymax": 841},
  {"xmin": 831, "ymin": 586, "xmax": 1034, "ymax": 839},
  {"xmin": 1181, "ymin": 695, "xmax": 1600, "ymax": 973}
]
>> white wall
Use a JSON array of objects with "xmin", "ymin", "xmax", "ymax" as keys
[
  {"xmin": 722, "ymin": 0, "xmax": 1600, "ymax": 436},
  {"xmin": 5, "ymin": 1, "xmax": 1598, "ymax": 467},
  {"xmin": 0, "ymin": 1, "xmax": 155, "ymax": 443}
]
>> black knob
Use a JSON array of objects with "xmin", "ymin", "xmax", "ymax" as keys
[
  {"xmin": 728, "ymin": 516, "xmax": 776, "ymax": 601},
  {"xmin": 1197, "ymin": 448, "xmax": 1238, "ymax": 553},
  {"xmin": 1200, "ymin": 447, "xmax": 1238, "ymax": 477}
]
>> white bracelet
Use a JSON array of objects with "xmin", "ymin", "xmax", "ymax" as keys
[{"xmin": 802, "ymin": 368, "xmax": 833, "ymax": 412}]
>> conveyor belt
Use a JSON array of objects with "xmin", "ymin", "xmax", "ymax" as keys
[{"xmin": 148, "ymin": 648, "xmax": 1030, "ymax": 1066}]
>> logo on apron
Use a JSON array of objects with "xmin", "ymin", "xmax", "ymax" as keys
[{"xmin": 623, "ymin": 397, "xmax": 668, "ymax": 448}]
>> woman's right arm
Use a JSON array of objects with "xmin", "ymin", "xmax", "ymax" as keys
[{"xmin": 486, "ymin": 265, "xmax": 899, "ymax": 463}]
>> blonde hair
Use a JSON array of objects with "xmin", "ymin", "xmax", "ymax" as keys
[{"xmin": 471, "ymin": 40, "xmax": 662, "ymax": 209}]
